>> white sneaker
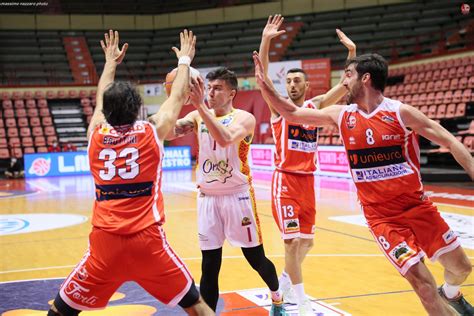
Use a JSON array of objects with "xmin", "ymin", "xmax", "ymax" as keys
[
  {"xmin": 280, "ymin": 281, "xmax": 297, "ymax": 304},
  {"xmin": 298, "ymin": 299, "xmax": 314, "ymax": 316}
]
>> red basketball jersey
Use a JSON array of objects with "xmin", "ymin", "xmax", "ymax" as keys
[
  {"xmin": 338, "ymin": 98, "xmax": 423, "ymax": 206},
  {"xmin": 88, "ymin": 121, "xmax": 165, "ymax": 234},
  {"xmin": 271, "ymin": 100, "xmax": 318, "ymax": 173}
]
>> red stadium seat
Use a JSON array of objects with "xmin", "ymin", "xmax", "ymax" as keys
[
  {"xmin": 411, "ymin": 94, "xmax": 419, "ymax": 106},
  {"xmin": 404, "ymin": 94, "xmax": 412, "ymax": 104},
  {"xmin": 4, "ymin": 109, "xmax": 14, "ymax": 118},
  {"xmin": 14, "ymin": 100, "xmax": 24, "ymax": 108},
  {"xmin": 448, "ymin": 67, "xmax": 456, "ymax": 79},
  {"xmin": 8, "ymin": 137, "xmax": 20, "ymax": 147},
  {"xmin": 90, "ymin": 90, "xmax": 96, "ymax": 98},
  {"xmin": 22, "ymin": 137, "xmax": 33, "ymax": 147},
  {"xmin": 418, "ymin": 82, "xmax": 426, "ymax": 93},
  {"xmin": 434, "ymin": 80, "xmax": 442, "ymax": 91},
  {"xmin": 424, "ymin": 71, "xmax": 433, "ymax": 82},
  {"xmin": 418, "ymin": 93, "xmax": 427, "ymax": 106},
  {"xmin": 68, "ymin": 90, "xmax": 78, "ymax": 98},
  {"xmin": 57, "ymin": 90, "xmax": 66, "ymax": 99},
  {"xmin": 426, "ymin": 92, "xmax": 435, "ymax": 104},
  {"xmin": 434, "ymin": 91, "xmax": 444, "ymax": 105},
  {"xmin": 427, "ymin": 105, "xmax": 437, "ymax": 118},
  {"xmin": 81, "ymin": 98, "xmax": 91, "ymax": 107},
  {"xmin": 446, "ymin": 59, "xmax": 454, "ymax": 69},
  {"xmin": 469, "ymin": 76, "xmax": 474, "ymax": 89},
  {"xmin": 443, "ymin": 91, "xmax": 453, "ymax": 104},
  {"xmin": 7, "ymin": 127, "xmax": 18, "ymax": 137},
  {"xmin": 416, "ymin": 72, "xmax": 424, "ymax": 83},
  {"xmin": 0, "ymin": 120, "xmax": 3, "ymax": 128},
  {"xmin": 30, "ymin": 117, "xmax": 41, "ymax": 127},
  {"xmin": 83, "ymin": 106, "xmax": 93, "ymax": 115},
  {"xmin": 32, "ymin": 126, "xmax": 43, "ymax": 136},
  {"xmin": 27, "ymin": 108, "xmax": 39, "ymax": 117},
  {"xmin": 34, "ymin": 136, "xmax": 46, "ymax": 147},
  {"xmin": 12, "ymin": 91, "xmax": 22, "ymax": 100},
  {"xmin": 465, "ymin": 65, "xmax": 472, "ymax": 77},
  {"xmin": 411, "ymin": 83, "xmax": 419, "ymax": 94},
  {"xmin": 2, "ymin": 99, "xmax": 13, "ymax": 109},
  {"xmin": 453, "ymin": 58, "xmax": 462, "ymax": 68},
  {"xmin": 24, "ymin": 147, "xmax": 35, "ymax": 154},
  {"xmin": 34, "ymin": 91, "xmax": 45, "ymax": 99},
  {"xmin": 20, "ymin": 127, "xmax": 31, "ymax": 137},
  {"xmin": 456, "ymin": 66, "xmax": 465, "ymax": 78},
  {"xmin": 420, "ymin": 105, "xmax": 428, "ymax": 116},
  {"xmin": 439, "ymin": 60, "xmax": 447, "ymax": 69},
  {"xmin": 398, "ymin": 95, "xmax": 405, "ymax": 103},
  {"xmin": 452, "ymin": 90, "xmax": 462, "ymax": 103},
  {"xmin": 5, "ymin": 118, "xmax": 16, "ymax": 128},
  {"xmin": 426, "ymin": 81, "xmax": 435, "ymax": 92},
  {"xmin": 462, "ymin": 89, "xmax": 472, "ymax": 102},
  {"xmin": 44, "ymin": 126, "xmax": 56, "ymax": 136},
  {"xmin": 0, "ymin": 148, "xmax": 10, "ymax": 159},
  {"xmin": 24, "ymin": 91, "xmax": 33, "ymax": 100},
  {"xmin": 18, "ymin": 117, "xmax": 29, "ymax": 127},
  {"xmin": 1, "ymin": 91, "xmax": 10, "ymax": 100},
  {"xmin": 436, "ymin": 104, "xmax": 446, "ymax": 119},
  {"xmin": 15, "ymin": 108, "xmax": 27, "ymax": 118},
  {"xmin": 41, "ymin": 117, "xmax": 53, "ymax": 126},
  {"xmin": 37, "ymin": 146, "xmax": 48, "ymax": 153},
  {"xmin": 37, "ymin": 99, "xmax": 48, "ymax": 108},
  {"xmin": 26, "ymin": 99, "xmax": 36, "ymax": 109},
  {"xmin": 47, "ymin": 136, "xmax": 57, "ymax": 144},
  {"xmin": 441, "ymin": 79, "xmax": 450, "ymax": 91},
  {"xmin": 0, "ymin": 128, "xmax": 5, "ymax": 138},
  {"xmin": 454, "ymin": 103, "xmax": 466, "ymax": 118},
  {"xmin": 46, "ymin": 90, "xmax": 56, "ymax": 99},
  {"xmin": 0, "ymin": 138, "xmax": 6, "ymax": 148},
  {"xmin": 463, "ymin": 136, "xmax": 473, "ymax": 153},
  {"xmin": 39, "ymin": 108, "xmax": 50, "ymax": 117},
  {"xmin": 396, "ymin": 85, "xmax": 404, "ymax": 95},
  {"xmin": 403, "ymin": 84, "xmax": 412, "ymax": 95},
  {"xmin": 445, "ymin": 103, "xmax": 456, "ymax": 118},
  {"xmin": 450, "ymin": 78, "xmax": 459, "ymax": 90},
  {"xmin": 11, "ymin": 147, "xmax": 23, "ymax": 158},
  {"xmin": 79, "ymin": 90, "xmax": 89, "ymax": 98},
  {"xmin": 458, "ymin": 77, "xmax": 468, "ymax": 89}
]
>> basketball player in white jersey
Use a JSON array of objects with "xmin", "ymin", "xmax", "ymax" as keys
[
  {"xmin": 258, "ymin": 15, "xmax": 356, "ymax": 314},
  {"xmin": 167, "ymin": 68, "xmax": 286, "ymax": 316}
]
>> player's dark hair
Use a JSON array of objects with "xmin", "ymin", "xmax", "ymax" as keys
[
  {"xmin": 206, "ymin": 67, "xmax": 238, "ymax": 91},
  {"xmin": 286, "ymin": 68, "xmax": 308, "ymax": 80},
  {"xmin": 345, "ymin": 53, "xmax": 388, "ymax": 92},
  {"xmin": 102, "ymin": 81, "xmax": 142, "ymax": 126}
]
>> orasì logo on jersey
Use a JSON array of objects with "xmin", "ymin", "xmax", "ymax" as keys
[
  {"xmin": 347, "ymin": 145, "xmax": 405, "ymax": 169},
  {"xmin": 288, "ymin": 125, "xmax": 317, "ymax": 143}
]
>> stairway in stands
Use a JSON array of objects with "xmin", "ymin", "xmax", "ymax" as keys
[{"xmin": 48, "ymin": 99, "xmax": 88, "ymax": 150}]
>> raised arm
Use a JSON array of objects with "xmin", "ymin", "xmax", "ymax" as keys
[
  {"xmin": 148, "ymin": 30, "xmax": 196, "ymax": 140},
  {"xmin": 400, "ymin": 104, "xmax": 474, "ymax": 179},
  {"xmin": 254, "ymin": 51, "xmax": 341, "ymax": 127},
  {"xmin": 165, "ymin": 110, "xmax": 199, "ymax": 141},
  {"xmin": 189, "ymin": 77, "xmax": 255, "ymax": 147},
  {"xmin": 87, "ymin": 30, "xmax": 129, "ymax": 139},
  {"xmin": 311, "ymin": 29, "xmax": 356, "ymax": 109},
  {"xmin": 258, "ymin": 14, "xmax": 286, "ymax": 117}
]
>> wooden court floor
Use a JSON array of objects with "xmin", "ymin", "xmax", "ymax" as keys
[{"xmin": 0, "ymin": 169, "xmax": 473, "ymax": 315}]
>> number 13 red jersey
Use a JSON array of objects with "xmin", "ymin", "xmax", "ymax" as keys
[
  {"xmin": 88, "ymin": 121, "xmax": 165, "ymax": 234},
  {"xmin": 338, "ymin": 98, "xmax": 423, "ymax": 206}
]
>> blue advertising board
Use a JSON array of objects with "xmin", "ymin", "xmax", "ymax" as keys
[{"xmin": 24, "ymin": 146, "xmax": 192, "ymax": 178}]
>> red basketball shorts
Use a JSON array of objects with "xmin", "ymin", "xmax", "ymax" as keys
[
  {"xmin": 271, "ymin": 170, "xmax": 316, "ymax": 239},
  {"xmin": 59, "ymin": 224, "xmax": 193, "ymax": 310},
  {"xmin": 364, "ymin": 192, "xmax": 460, "ymax": 276}
]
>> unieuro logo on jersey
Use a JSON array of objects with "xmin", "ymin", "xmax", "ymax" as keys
[
  {"xmin": 287, "ymin": 125, "xmax": 317, "ymax": 153},
  {"xmin": 25, "ymin": 146, "xmax": 192, "ymax": 178},
  {"xmin": 347, "ymin": 145, "xmax": 414, "ymax": 182}
]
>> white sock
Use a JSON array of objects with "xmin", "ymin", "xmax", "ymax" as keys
[
  {"xmin": 442, "ymin": 282, "xmax": 460, "ymax": 299},
  {"xmin": 271, "ymin": 289, "xmax": 283, "ymax": 302},
  {"xmin": 293, "ymin": 283, "xmax": 306, "ymax": 304},
  {"xmin": 279, "ymin": 271, "xmax": 291, "ymax": 284}
]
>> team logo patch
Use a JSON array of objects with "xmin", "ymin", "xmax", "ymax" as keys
[
  {"xmin": 29, "ymin": 157, "xmax": 51, "ymax": 176},
  {"xmin": 284, "ymin": 219, "xmax": 299, "ymax": 233},
  {"xmin": 381, "ymin": 115, "xmax": 395, "ymax": 123},
  {"xmin": 389, "ymin": 242, "xmax": 416, "ymax": 266},
  {"xmin": 77, "ymin": 267, "xmax": 88, "ymax": 281},
  {"xmin": 201, "ymin": 159, "xmax": 233, "ymax": 184},
  {"xmin": 346, "ymin": 114, "xmax": 356, "ymax": 129},
  {"xmin": 241, "ymin": 217, "xmax": 252, "ymax": 226},
  {"xmin": 349, "ymin": 136, "xmax": 356, "ymax": 145},
  {"xmin": 442, "ymin": 229, "xmax": 456, "ymax": 244}
]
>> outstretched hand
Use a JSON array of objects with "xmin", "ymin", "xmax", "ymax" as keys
[
  {"xmin": 172, "ymin": 29, "xmax": 197, "ymax": 62},
  {"xmin": 253, "ymin": 51, "xmax": 266, "ymax": 88},
  {"xmin": 262, "ymin": 14, "xmax": 286, "ymax": 39},
  {"xmin": 336, "ymin": 29, "xmax": 356, "ymax": 53},
  {"xmin": 100, "ymin": 30, "xmax": 128, "ymax": 64}
]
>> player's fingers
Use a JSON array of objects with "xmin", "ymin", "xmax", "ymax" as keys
[
  {"xmin": 114, "ymin": 30, "xmax": 119, "ymax": 47},
  {"xmin": 267, "ymin": 15, "xmax": 272, "ymax": 25},
  {"xmin": 104, "ymin": 33, "xmax": 109, "ymax": 46},
  {"xmin": 109, "ymin": 29, "xmax": 114, "ymax": 46},
  {"xmin": 100, "ymin": 40, "xmax": 106, "ymax": 52}
]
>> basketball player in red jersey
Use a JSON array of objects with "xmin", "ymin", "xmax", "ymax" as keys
[
  {"xmin": 47, "ymin": 30, "xmax": 213, "ymax": 316},
  {"xmin": 254, "ymin": 52, "xmax": 473, "ymax": 315},
  {"xmin": 258, "ymin": 15, "xmax": 356, "ymax": 314}
]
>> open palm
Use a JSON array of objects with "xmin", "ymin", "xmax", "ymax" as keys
[
  {"xmin": 262, "ymin": 14, "xmax": 286, "ymax": 39},
  {"xmin": 100, "ymin": 29, "xmax": 128, "ymax": 64}
]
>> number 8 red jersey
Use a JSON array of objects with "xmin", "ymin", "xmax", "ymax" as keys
[
  {"xmin": 88, "ymin": 121, "xmax": 165, "ymax": 234},
  {"xmin": 338, "ymin": 98, "xmax": 423, "ymax": 206}
]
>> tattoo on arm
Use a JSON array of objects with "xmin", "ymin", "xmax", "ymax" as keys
[{"xmin": 174, "ymin": 119, "xmax": 195, "ymax": 136}]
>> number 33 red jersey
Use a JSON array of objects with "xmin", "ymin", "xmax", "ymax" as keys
[{"xmin": 88, "ymin": 121, "xmax": 165, "ymax": 234}]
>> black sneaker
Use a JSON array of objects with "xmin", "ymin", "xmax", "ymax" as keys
[{"xmin": 438, "ymin": 286, "xmax": 474, "ymax": 315}]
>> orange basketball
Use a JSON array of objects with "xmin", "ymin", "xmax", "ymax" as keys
[{"xmin": 164, "ymin": 66, "xmax": 200, "ymax": 97}]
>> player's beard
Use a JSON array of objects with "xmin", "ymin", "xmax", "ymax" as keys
[
  {"xmin": 347, "ymin": 80, "xmax": 363, "ymax": 104},
  {"xmin": 288, "ymin": 89, "xmax": 305, "ymax": 102}
]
